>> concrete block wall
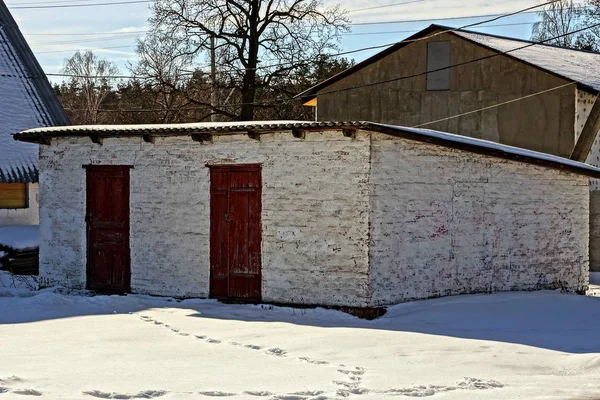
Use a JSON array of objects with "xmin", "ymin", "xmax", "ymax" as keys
[
  {"xmin": 38, "ymin": 131, "xmax": 371, "ymax": 307},
  {"xmin": 369, "ymin": 134, "xmax": 590, "ymax": 306},
  {"xmin": 0, "ymin": 183, "xmax": 39, "ymax": 226}
]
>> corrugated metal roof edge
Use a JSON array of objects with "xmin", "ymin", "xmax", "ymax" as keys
[
  {"xmin": 0, "ymin": 164, "xmax": 38, "ymax": 183},
  {"xmin": 13, "ymin": 120, "xmax": 600, "ymax": 179}
]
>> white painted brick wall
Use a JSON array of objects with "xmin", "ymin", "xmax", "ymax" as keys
[
  {"xmin": 39, "ymin": 129, "xmax": 591, "ymax": 307},
  {"xmin": 0, "ymin": 183, "xmax": 39, "ymax": 226},
  {"xmin": 39, "ymin": 131, "xmax": 371, "ymax": 307},
  {"xmin": 369, "ymin": 134, "xmax": 590, "ymax": 306}
]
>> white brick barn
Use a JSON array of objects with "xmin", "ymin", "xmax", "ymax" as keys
[{"xmin": 14, "ymin": 121, "xmax": 600, "ymax": 307}]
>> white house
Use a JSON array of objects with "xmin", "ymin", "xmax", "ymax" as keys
[
  {"xmin": 14, "ymin": 121, "xmax": 597, "ymax": 307},
  {"xmin": 0, "ymin": 0, "xmax": 68, "ymax": 226}
]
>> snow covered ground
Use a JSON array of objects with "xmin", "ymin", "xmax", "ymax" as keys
[{"xmin": 2, "ymin": 284, "xmax": 600, "ymax": 399}]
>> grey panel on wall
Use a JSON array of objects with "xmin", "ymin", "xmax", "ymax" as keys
[{"xmin": 427, "ymin": 41, "xmax": 450, "ymax": 91}]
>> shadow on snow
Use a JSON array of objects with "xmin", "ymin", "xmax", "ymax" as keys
[{"xmin": 2, "ymin": 287, "xmax": 600, "ymax": 354}]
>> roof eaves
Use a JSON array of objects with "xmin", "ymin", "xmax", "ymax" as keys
[{"xmin": 14, "ymin": 120, "xmax": 600, "ymax": 179}]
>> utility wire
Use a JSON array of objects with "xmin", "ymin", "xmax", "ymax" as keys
[
  {"xmin": 315, "ymin": 21, "xmax": 600, "ymax": 98},
  {"xmin": 344, "ymin": 21, "xmax": 536, "ymax": 36},
  {"xmin": 31, "ymin": 34, "xmax": 142, "ymax": 46},
  {"xmin": 56, "ymin": 20, "xmax": 600, "ymax": 113},
  {"xmin": 25, "ymin": 0, "xmax": 570, "ymax": 80},
  {"xmin": 348, "ymin": 0, "xmax": 425, "ymax": 13},
  {"xmin": 413, "ymin": 82, "xmax": 576, "ymax": 128},
  {"xmin": 36, "ymin": 45, "xmax": 136, "ymax": 54},
  {"xmin": 25, "ymin": 30, "xmax": 148, "ymax": 36},
  {"xmin": 9, "ymin": 0, "xmax": 151, "ymax": 9},
  {"xmin": 349, "ymin": 3, "xmax": 589, "ymax": 26}
]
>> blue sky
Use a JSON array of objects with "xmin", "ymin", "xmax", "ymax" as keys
[{"xmin": 6, "ymin": 0, "xmax": 557, "ymax": 81}]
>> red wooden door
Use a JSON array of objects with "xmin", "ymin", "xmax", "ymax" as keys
[
  {"xmin": 86, "ymin": 166, "xmax": 131, "ymax": 293},
  {"xmin": 210, "ymin": 165, "xmax": 262, "ymax": 301}
]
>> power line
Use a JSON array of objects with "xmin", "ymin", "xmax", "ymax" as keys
[
  {"xmin": 55, "ymin": 23, "xmax": 597, "ymax": 113},
  {"xmin": 254, "ymin": 0, "xmax": 563, "ymax": 73},
  {"xmin": 344, "ymin": 21, "xmax": 536, "ymax": 37},
  {"xmin": 316, "ymin": 21, "xmax": 600, "ymax": 98},
  {"xmin": 25, "ymin": 30, "xmax": 148, "ymax": 36},
  {"xmin": 348, "ymin": 0, "xmax": 425, "ymax": 13},
  {"xmin": 413, "ymin": 82, "xmax": 576, "ymax": 128},
  {"xmin": 7, "ymin": 0, "xmax": 126, "ymax": 4},
  {"xmin": 36, "ymin": 45, "xmax": 136, "ymax": 54},
  {"xmin": 30, "ymin": 34, "xmax": 142, "ymax": 46},
  {"xmin": 9, "ymin": 0, "xmax": 151, "ymax": 9},
  {"xmin": 348, "ymin": 3, "xmax": 587, "ymax": 26},
  {"xmin": 26, "ymin": 0, "xmax": 569, "ymax": 80}
]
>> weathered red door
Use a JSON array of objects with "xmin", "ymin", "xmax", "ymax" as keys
[
  {"xmin": 210, "ymin": 164, "xmax": 262, "ymax": 301},
  {"xmin": 86, "ymin": 166, "xmax": 131, "ymax": 293}
]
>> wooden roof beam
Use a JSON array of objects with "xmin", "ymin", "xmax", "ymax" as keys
[
  {"xmin": 343, "ymin": 128, "xmax": 357, "ymax": 139},
  {"xmin": 142, "ymin": 135, "xmax": 155, "ymax": 144},
  {"xmin": 292, "ymin": 129, "xmax": 306, "ymax": 139},
  {"xmin": 191, "ymin": 133, "xmax": 213, "ymax": 144},
  {"xmin": 247, "ymin": 130, "xmax": 261, "ymax": 141}
]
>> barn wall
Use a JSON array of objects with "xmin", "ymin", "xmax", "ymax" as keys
[
  {"xmin": 369, "ymin": 134, "xmax": 590, "ymax": 306},
  {"xmin": 0, "ymin": 183, "xmax": 39, "ymax": 226},
  {"xmin": 38, "ymin": 131, "xmax": 371, "ymax": 307},
  {"xmin": 317, "ymin": 31, "xmax": 575, "ymax": 158}
]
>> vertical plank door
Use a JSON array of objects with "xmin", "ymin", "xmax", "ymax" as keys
[
  {"xmin": 210, "ymin": 165, "xmax": 262, "ymax": 301},
  {"xmin": 86, "ymin": 166, "xmax": 131, "ymax": 293}
]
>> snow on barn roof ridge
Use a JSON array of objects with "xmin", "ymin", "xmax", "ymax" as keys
[
  {"xmin": 0, "ymin": 0, "xmax": 68, "ymax": 183},
  {"xmin": 296, "ymin": 24, "xmax": 600, "ymax": 100},
  {"xmin": 14, "ymin": 120, "xmax": 600, "ymax": 179}
]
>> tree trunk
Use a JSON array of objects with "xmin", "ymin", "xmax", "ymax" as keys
[{"xmin": 238, "ymin": 0, "xmax": 260, "ymax": 121}]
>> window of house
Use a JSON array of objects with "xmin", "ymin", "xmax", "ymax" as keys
[
  {"xmin": 426, "ymin": 41, "xmax": 451, "ymax": 91},
  {"xmin": 0, "ymin": 183, "xmax": 28, "ymax": 209}
]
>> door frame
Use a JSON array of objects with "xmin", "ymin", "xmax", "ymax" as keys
[
  {"xmin": 85, "ymin": 164, "xmax": 132, "ymax": 293},
  {"xmin": 208, "ymin": 163, "xmax": 263, "ymax": 301}
]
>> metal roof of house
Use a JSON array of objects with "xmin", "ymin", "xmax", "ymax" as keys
[
  {"xmin": 0, "ymin": 0, "xmax": 68, "ymax": 183},
  {"xmin": 296, "ymin": 24, "xmax": 600, "ymax": 100},
  {"xmin": 14, "ymin": 120, "xmax": 600, "ymax": 179}
]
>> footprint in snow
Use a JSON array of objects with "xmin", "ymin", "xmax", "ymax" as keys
[
  {"xmin": 336, "ymin": 387, "xmax": 370, "ymax": 397},
  {"xmin": 197, "ymin": 391, "xmax": 235, "ymax": 397},
  {"xmin": 83, "ymin": 389, "xmax": 167, "ymax": 399},
  {"xmin": 337, "ymin": 368, "xmax": 364, "ymax": 376},
  {"xmin": 206, "ymin": 338, "xmax": 221, "ymax": 344},
  {"xmin": 242, "ymin": 390, "xmax": 272, "ymax": 397},
  {"xmin": 298, "ymin": 357, "xmax": 329, "ymax": 365},
  {"xmin": 13, "ymin": 389, "xmax": 42, "ymax": 396},
  {"xmin": 266, "ymin": 348, "xmax": 287, "ymax": 357},
  {"xmin": 244, "ymin": 344, "xmax": 263, "ymax": 350}
]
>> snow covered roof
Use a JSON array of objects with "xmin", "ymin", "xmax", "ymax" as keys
[
  {"xmin": 452, "ymin": 29, "xmax": 600, "ymax": 94},
  {"xmin": 0, "ymin": 0, "xmax": 68, "ymax": 183},
  {"xmin": 14, "ymin": 120, "xmax": 600, "ymax": 179},
  {"xmin": 296, "ymin": 24, "xmax": 600, "ymax": 100}
]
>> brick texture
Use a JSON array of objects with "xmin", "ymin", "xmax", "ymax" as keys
[
  {"xmin": 39, "ymin": 131, "xmax": 371, "ymax": 306},
  {"xmin": 369, "ymin": 133, "xmax": 590, "ymax": 305},
  {"xmin": 38, "ymin": 130, "xmax": 590, "ymax": 306}
]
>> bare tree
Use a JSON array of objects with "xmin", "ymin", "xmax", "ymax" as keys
[
  {"xmin": 531, "ymin": 0, "xmax": 583, "ymax": 47},
  {"xmin": 132, "ymin": 33, "xmax": 196, "ymax": 123},
  {"xmin": 581, "ymin": 0, "xmax": 600, "ymax": 49},
  {"xmin": 61, "ymin": 51, "xmax": 119, "ymax": 124},
  {"xmin": 150, "ymin": 0, "xmax": 348, "ymax": 121}
]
